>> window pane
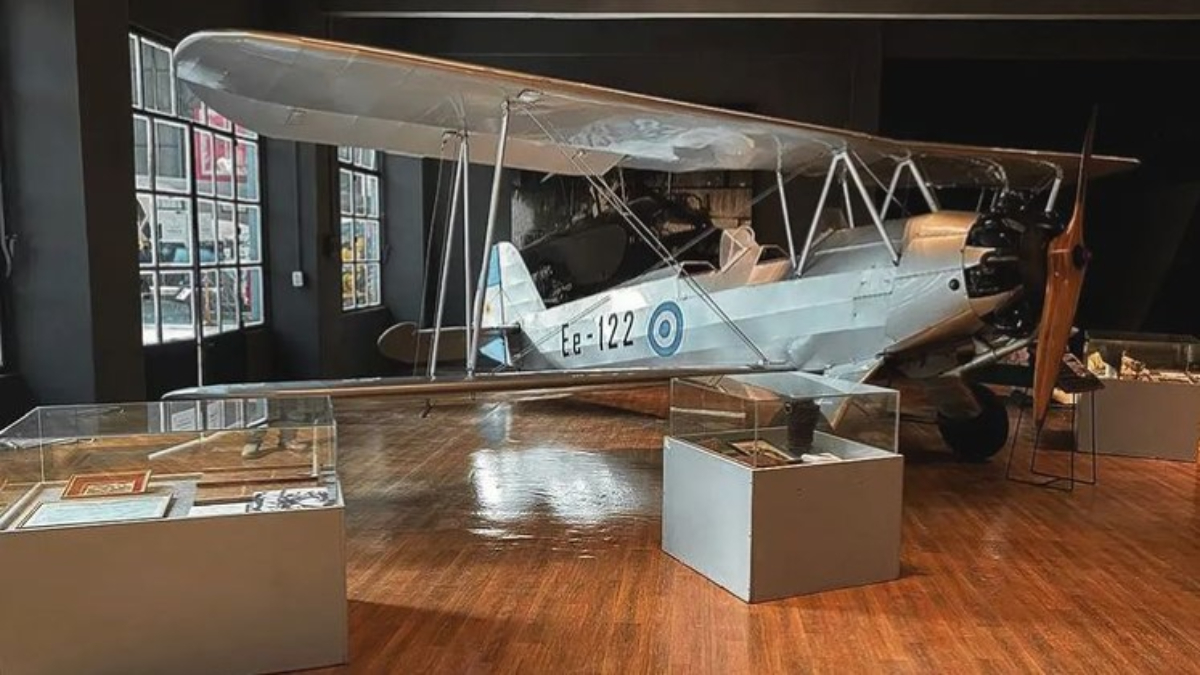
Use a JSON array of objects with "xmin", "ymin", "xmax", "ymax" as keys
[
  {"xmin": 214, "ymin": 135, "xmax": 234, "ymax": 199},
  {"xmin": 353, "ymin": 219, "xmax": 366, "ymax": 262},
  {"xmin": 340, "ymin": 218, "xmax": 355, "ymax": 262},
  {"xmin": 207, "ymin": 107, "xmax": 232, "ymax": 131},
  {"xmin": 365, "ymin": 174, "xmax": 380, "ymax": 217},
  {"xmin": 238, "ymin": 205, "xmax": 262, "ymax": 264},
  {"xmin": 140, "ymin": 272, "xmax": 158, "ymax": 344},
  {"xmin": 197, "ymin": 199, "xmax": 217, "ymax": 266},
  {"xmin": 338, "ymin": 147, "xmax": 353, "ymax": 164},
  {"xmin": 133, "ymin": 116, "xmax": 151, "ymax": 190},
  {"xmin": 194, "ymin": 129, "xmax": 214, "ymax": 196},
  {"xmin": 217, "ymin": 202, "xmax": 237, "ymax": 264},
  {"xmin": 159, "ymin": 271, "xmax": 195, "ymax": 342},
  {"xmin": 140, "ymin": 40, "xmax": 173, "ymax": 115},
  {"xmin": 236, "ymin": 140, "xmax": 259, "ymax": 202},
  {"xmin": 355, "ymin": 264, "xmax": 369, "ymax": 306},
  {"xmin": 177, "ymin": 84, "xmax": 205, "ymax": 123},
  {"xmin": 155, "ymin": 196, "xmax": 192, "ymax": 265},
  {"xmin": 153, "ymin": 120, "xmax": 189, "ymax": 193},
  {"xmin": 341, "ymin": 265, "xmax": 356, "ymax": 310},
  {"xmin": 136, "ymin": 192, "xmax": 155, "ymax": 267},
  {"xmin": 201, "ymin": 270, "xmax": 219, "ymax": 336},
  {"xmin": 129, "ymin": 35, "xmax": 141, "ymax": 109},
  {"xmin": 240, "ymin": 267, "xmax": 264, "ymax": 325},
  {"xmin": 235, "ymin": 124, "xmax": 258, "ymax": 140},
  {"xmin": 361, "ymin": 219, "xmax": 381, "ymax": 261},
  {"xmin": 339, "ymin": 169, "xmax": 352, "ymax": 215},
  {"xmin": 220, "ymin": 269, "xmax": 239, "ymax": 332},
  {"xmin": 353, "ymin": 172, "xmax": 367, "ymax": 216},
  {"xmin": 355, "ymin": 148, "xmax": 376, "ymax": 170},
  {"xmin": 365, "ymin": 263, "xmax": 381, "ymax": 306}
]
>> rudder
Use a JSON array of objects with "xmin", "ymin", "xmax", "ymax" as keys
[{"xmin": 482, "ymin": 242, "xmax": 545, "ymax": 328}]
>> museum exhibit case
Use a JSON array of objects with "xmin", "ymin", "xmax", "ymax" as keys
[
  {"xmin": 1077, "ymin": 331, "xmax": 1200, "ymax": 461},
  {"xmin": 0, "ymin": 398, "xmax": 348, "ymax": 675},
  {"xmin": 662, "ymin": 372, "xmax": 902, "ymax": 603}
]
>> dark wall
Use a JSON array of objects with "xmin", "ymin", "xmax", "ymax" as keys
[
  {"xmin": 128, "ymin": 0, "xmax": 268, "ymax": 41},
  {"xmin": 322, "ymin": 0, "xmax": 1200, "ymax": 20},
  {"xmin": 0, "ymin": 0, "xmax": 146, "ymax": 410},
  {"xmin": 882, "ymin": 56, "xmax": 1200, "ymax": 336}
]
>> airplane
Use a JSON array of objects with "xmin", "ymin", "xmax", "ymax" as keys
[{"xmin": 168, "ymin": 30, "xmax": 1138, "ymax": 461}]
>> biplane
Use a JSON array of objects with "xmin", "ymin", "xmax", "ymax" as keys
[{"xmin": 168, "ymin": 30, "xmax": 1137, "ymax": 460}]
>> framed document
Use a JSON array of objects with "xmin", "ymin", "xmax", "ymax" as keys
[
  {"xmin": 728, "ymin": 438, "xmax": 795, "ymax": 463},
  {"xmin": 62, "ymin": 470, "xmax": 152, "ymax": 499},
  {"xmin": 19, "ymin": 494, "xmax": 172, "ymax": 530}
]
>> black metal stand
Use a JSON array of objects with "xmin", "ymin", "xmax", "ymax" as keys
[{"xmin": 1005, "ymin": 390, "xmax": 1098, "ymax": 492}]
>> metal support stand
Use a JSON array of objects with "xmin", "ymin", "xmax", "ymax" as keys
[
  {"xmin": 467, "ymin": 99, "xmax": 512, "ymax": 377},
  {"xmin": 1005, "ymin": 389, "xmax": 1098, "ymax": 492}
]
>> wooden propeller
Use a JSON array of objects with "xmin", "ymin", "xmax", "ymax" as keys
[{"xmin": 1032, "ymin": 111, "xmax": 1097, "ymax": 426}]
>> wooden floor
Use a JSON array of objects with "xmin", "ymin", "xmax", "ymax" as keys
[{"xmin": 306, "ymin": 388, "xmax": 1200, "ymax": 673}]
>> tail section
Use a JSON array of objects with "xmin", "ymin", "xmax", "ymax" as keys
[{"xmin": 482, "ymin": 242, "xmax": 545, "ymax": 328}]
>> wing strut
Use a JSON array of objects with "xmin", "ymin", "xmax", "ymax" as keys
[
  {"xmin": 843, "ymin": 153, "xmax": 900, "ymax": 264},
  {"xmin": 429, "ymin": 134, "xmax": 468, "ymax": 379},
  {"xmin": 879, "ymin": 159, "xmax": 940, "ymax": 218},
  {"xmin": 467, "ymin": 99, "xmax": 512, "ymax": 377},
  {"xmin": 796, "ymin": 152, "xmax": 901, "ymax": 277},
  {"xmin": 460, "ymin": 133, "xmax": 473, "ymax": 366},
  {"xmin": 776, "ymin": 169, "xmax": 797, "ymax": 263}
]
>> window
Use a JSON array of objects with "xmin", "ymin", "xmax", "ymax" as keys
[
  {"xmin": 338, "ymin": 147, "xmax": 383, "ymax": 310},
  {"xmin": 131, "ymin": 33, "xmax": 265, "ymax": 344}
]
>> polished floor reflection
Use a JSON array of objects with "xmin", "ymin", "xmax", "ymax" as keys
[{"xmin": 307, "ymin": 389, "xmax": 1200, "ymax": 673}]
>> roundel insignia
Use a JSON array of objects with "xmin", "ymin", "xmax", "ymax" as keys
[{"xmin": 647, "ymin": 301, "xmax": 684, "ymax": 357}]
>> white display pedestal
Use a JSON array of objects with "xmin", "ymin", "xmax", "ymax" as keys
[
  {"xmin": 662, "ymin": 434, "xmax": 903, "ymax": 603},
  {"xmin": 0, "ymin": 500, "xmax": 348, "ymax": 675},
  {"xmin": 1076, "ymin": 380, "xmax": 1200, "ymax": 462}
]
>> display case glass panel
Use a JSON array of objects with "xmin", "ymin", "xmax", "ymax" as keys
[
  {"xmin": 0, "ymin": 398, "xmax": 337, "ymax": 531},
  {"xmin": 1084, "ymin": 331, "xmax": 1200, "ymax": 384},
  {"xmin": 669, "ymin": 372, "xmax": 899, "ymax": 468}
]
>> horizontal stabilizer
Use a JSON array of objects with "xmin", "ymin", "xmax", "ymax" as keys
[{"xmin": 377, "ymin": 322, "xmax": 519, "ymax": 365}]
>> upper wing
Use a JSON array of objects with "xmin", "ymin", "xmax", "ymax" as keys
[{"xmin": 175, "ymin": 30, "xmax": 1138, "ymax": 188}]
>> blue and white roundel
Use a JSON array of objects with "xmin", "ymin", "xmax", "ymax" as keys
[{"xmin": 647, "ymin": 301, "xmax": 684, "ymax": 357}]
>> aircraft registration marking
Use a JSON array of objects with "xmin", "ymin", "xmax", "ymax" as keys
[{"xmin": 560, "ymin": 311, "xmax": 636, "ymax": 357}]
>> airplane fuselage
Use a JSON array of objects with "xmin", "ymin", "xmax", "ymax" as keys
[{"xmin": 508, "ymin": 212, "xmax": 1016, "ymax": 376}]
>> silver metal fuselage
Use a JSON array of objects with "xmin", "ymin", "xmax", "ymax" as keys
[{"xmin": 512, "ymin": 211, "xmax": 1012, "ymax": 374}]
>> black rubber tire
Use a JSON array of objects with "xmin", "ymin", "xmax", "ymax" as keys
[{"xmin": 936, "ymin": 383, "xmax": 1010, "ymax": 463}]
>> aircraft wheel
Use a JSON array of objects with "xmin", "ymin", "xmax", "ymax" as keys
[{"xmin": 936, "ymin": 384, "xmax": 1010, "ymax": 463}]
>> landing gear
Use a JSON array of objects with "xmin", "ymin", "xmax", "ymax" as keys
[{"xmin": 936, "ymin": 383, "xmax": 1010, "ymax": 462}]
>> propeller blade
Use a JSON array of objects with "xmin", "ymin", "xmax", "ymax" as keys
[{"xmin": 1032, "ymin": 110, "xmax": 1097, "ymax": 425}]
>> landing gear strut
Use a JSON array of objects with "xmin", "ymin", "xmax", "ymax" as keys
[{"xmin": 936, "ymin": 383, "xmax": 1010, "ymax": 462}]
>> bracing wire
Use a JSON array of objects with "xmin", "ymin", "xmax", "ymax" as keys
[
  {"xmin": 519, "ymin": 105, "xmax": 772, "ymax": 365},
  {"xmin": 412, "ymin": 139, "xmax": 455, "ymax": 374}
]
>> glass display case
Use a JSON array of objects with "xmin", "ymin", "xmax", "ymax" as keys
[
  {"xmin": 669, "ymin": 371, "xmax": 899, "ymax": 468},
  {"xmin": 0, "ymin": 397, "xmax": 338, "ymax": 531},
  {"xmin": 663, "ymin": 372, "xmax": 902, "ymax": 602},
  {"xmin": 1084, "ymin": 331, "xmax": 1200, "ymax": 384},
  {"xmin": 1076, "ymin": 332, "xmax": 1200, "ymax": 462}
]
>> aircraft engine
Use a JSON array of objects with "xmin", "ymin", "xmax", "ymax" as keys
[{"xmin": 962, "ymin": 201, "xmax": 1057, "ymax": 337}]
